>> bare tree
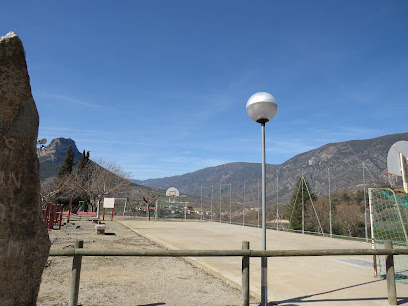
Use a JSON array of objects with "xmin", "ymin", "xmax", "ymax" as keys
[
  {"xmin": 139, "ymin": 192, "xmax": 160, "ymax": 221},
  {"xmin": 307, "ymin": 197, "xmax": 330, "ymax": 233},
  {"xmin": 82, "ymin": 160, "xmax": 131, "ymax": 212},
  {"xmin": 49, "ymin": 159, "xmax": 131, "ymax": 212},
  {"xmin": 335, "ymin": 202, "xmax": 364, "ymax": 236},
  {"xmin": 44, "ymin": 172, "xmax": 79, "ymax": 202}
]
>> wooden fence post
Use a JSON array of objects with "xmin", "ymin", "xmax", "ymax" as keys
[
  {"xmin": 385, "ymin": 240, "xmax": 397, "ymax": 305},
  {"xmin": 69, "ymin": 240, "xmax": 84, "ymax": 306},
  {"xmin": 242, "ymin": 241, "xmax": 250, "ymax": 306}
]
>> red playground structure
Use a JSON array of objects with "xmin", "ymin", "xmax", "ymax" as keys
[{"xmin": 42, "ymin": 203, "xmax": 64, "ymax": 230}]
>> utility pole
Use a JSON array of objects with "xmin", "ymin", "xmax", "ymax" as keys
[
  {"xmin": 363, "ymin": 163, "xmax": 368, "ymax": 243},
  {"xmin": 328, "ymin": 168, "xmax": 332, "ymax": 238},
  {"xmin": 211, "ymin": 186, "xmax": 213, "ymax": 221},
  {"xmin": 230, "ymin": 183, "xmax": 232, "ymax": 224},
  {"xmin": 219, "ymin": 184, "xmax": 222, "ymax": 222},
  {"xmin": 276, "ymin": 176, "xmax": 279, "ymax": 230},
  {"xmin": 258, "ymin": 178, "xmax": 260, "ymax": 228},
  {"xmin": 243, "ymin": 180, "xmax": 245, "ymax": 226},
  {"xmin": 302, "ymin": 174, "xmax": 305, "ymax": 234},
  {"xmin": 200, "ymin": 186, "xmax": 203, "ymax": 221}
]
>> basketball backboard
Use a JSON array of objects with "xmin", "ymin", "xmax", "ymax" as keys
[
  {"xmin": 387, "ymin": 141, "xmax": 408, "ymax": 176},
  {"xmin": 166, "ymin": 187, "xmax": 180, "ymax": 203}
]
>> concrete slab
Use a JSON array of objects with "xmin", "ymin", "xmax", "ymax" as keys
[
  {"xmin": 120, "ymin": 220, "xmax": 408, "ymax": 305},
  {"xmin": 95, "ymin": 223, "xmax": 106, "ymax": 234}
]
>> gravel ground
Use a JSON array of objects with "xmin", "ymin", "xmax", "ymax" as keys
[{"xmin": 38, "ymin": 216, "xmax": 257, "ymax": 306}]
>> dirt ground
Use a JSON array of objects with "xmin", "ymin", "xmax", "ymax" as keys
[{"xmin": 38, "ymin": 216, "xmax": 256, "ymax": 306}]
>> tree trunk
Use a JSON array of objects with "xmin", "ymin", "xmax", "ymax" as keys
[{"xmin": 147, "ymin": 204, "xmax": 151, "ymax": 221}]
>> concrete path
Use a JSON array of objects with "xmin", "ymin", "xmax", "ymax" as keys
[{"xmin": 120, "ymin": 220, "xmax": 408, "ymax": 305}]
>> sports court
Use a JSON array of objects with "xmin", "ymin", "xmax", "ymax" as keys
[{"xmin": 121, "ymin": 220, "xmax": 408, "ymax": 305}]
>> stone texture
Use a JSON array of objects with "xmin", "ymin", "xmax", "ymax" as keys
[{"xmin": 0, "ymin": 31, "xmax": 51, "ymax": 305}]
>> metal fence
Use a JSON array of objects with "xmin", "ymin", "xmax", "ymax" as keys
[
  {"xmin": 197, "ymin": 168, "xmax": 378, "ymax": 242},
  {"xmin": 49, "ymin": 239, "xmax": 404, "ymax": 306}
]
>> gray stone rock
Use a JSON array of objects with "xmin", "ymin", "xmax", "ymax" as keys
[{"xmin": 0, "ymin": 31, "xmax": 51, "ymax": 305}]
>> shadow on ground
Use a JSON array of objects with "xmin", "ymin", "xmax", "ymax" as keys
[{"xmin": 274, "ymin": 279, "xmax": 408, "ymax": 305}]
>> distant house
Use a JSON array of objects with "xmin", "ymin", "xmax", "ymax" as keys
[{"xmin": 139, "ymin": 206, "xmax": 156, "ymax": 212}]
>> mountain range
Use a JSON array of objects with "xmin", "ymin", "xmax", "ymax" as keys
[
  {"xmin": 38, "ymin": 133, "xmax": 408, "ymax": 205},
  {"xmin": 137, "ymin": 132, "xmax": 408, "ymax": 203}
]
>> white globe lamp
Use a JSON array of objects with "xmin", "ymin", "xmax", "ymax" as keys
[
  {"xmin": 246, "ymin": 92, "xmax": 277, "ymax": 123},
  {"xmin": 246, "ymin": 91, "xmax": 277, "ymax": 306}
]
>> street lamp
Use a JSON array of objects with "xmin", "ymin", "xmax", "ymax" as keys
[
  {"xmin": 246, "ymin": 92, "xmax": 277, "ymax": 306},
  {"xmin": 36, "ymin": 138, "xmax": 47, "ymax": 155}
]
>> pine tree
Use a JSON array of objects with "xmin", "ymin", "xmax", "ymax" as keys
[
  {"xmin": 78, "ymin": 150, "xmax": 90, "ymax": 172},
  {"xmin": 288, "ymin": 176, "xmax": 317, "ymax": 230},
  {"xmin": 78, "ymin": 150, "xmax": 86, "ymax": 172},
  {"xmin": 58, "ymin": 145, "xmax": 75, "ymax": 177}
]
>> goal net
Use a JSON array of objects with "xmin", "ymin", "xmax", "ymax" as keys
[
  {"xmin": 156, "ymin": 201, "xmax": 188, "ymax": 220},
  {"xmin": 108, "ymin": 198, "xmax": 130, "ymax": 216},
  {"xmin": 369, "ymin": 188, "xmax": 408, "ymax": 283}
]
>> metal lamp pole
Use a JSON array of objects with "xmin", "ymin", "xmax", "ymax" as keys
[
  {"xmin": 261, "ymin": 121, "xmax": 267, "ymax": 304},
  {"xmin": 246, "ymin": 92, "xmax": 277, "ymax": 306}
]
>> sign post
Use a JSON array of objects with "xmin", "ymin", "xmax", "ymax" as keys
[{"xmin": 103, "ymin": 198, "xmax": 115, "ymax": 221}]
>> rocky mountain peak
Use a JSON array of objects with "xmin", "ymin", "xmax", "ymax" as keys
[{"xmin": 38, "ymin": 137, "xmax": 81, "ymax": 162}]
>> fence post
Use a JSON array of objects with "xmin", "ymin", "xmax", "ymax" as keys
[
  {"xmin": 242, "ymin": 241, "xmax": 250, "ymax": 306},
  {"xmin": 385, "ymin": 240, "xmax": 397, "ymax": 305},
  {"xmin": 69, "ymin": 240, "xmax": 84, "ymax": 306}
]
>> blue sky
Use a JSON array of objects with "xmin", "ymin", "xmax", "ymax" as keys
[{"xmin": 2, "ymin": 1, "xmax": 408, "ymax": 180}]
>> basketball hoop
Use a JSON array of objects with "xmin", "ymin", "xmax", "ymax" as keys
[
  {"xmin": 387, "ymin": 141, "xmax": 408, "ymax": 193},
  {"xmin": 166, "ymin": 187, "xmax": 180, "ymax": 203}
]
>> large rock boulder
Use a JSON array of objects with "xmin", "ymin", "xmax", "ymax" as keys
[{"xmin": 0, "ymin": 31, "xmax": 51, "ymax": 305}]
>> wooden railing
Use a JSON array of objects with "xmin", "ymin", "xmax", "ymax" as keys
[{"xmin": 49, "ymin": 240, "xmax": 405, "ymax": 306}]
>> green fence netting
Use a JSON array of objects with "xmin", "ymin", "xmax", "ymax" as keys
[{"xmin": 369, "ymin": 188, "xmax": 408, "ymax": 283}]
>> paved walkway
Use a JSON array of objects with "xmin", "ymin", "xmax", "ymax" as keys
[{"xmin": 120, "ymin": 219, "xmax": 408, "ymax": 305}]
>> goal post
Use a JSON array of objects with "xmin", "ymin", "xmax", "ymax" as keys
[{"xmin": 369, "ymin": 188, "xmax": 408, "ymax": 283}]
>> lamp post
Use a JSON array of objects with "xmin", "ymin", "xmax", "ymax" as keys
[
  {"xmin": 36, "ymin": 138, "xmax": 47, "ymax": 156},
  {"xmin": 246, "ymin": 92, "xmax": 277, "ymax": 306}
]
